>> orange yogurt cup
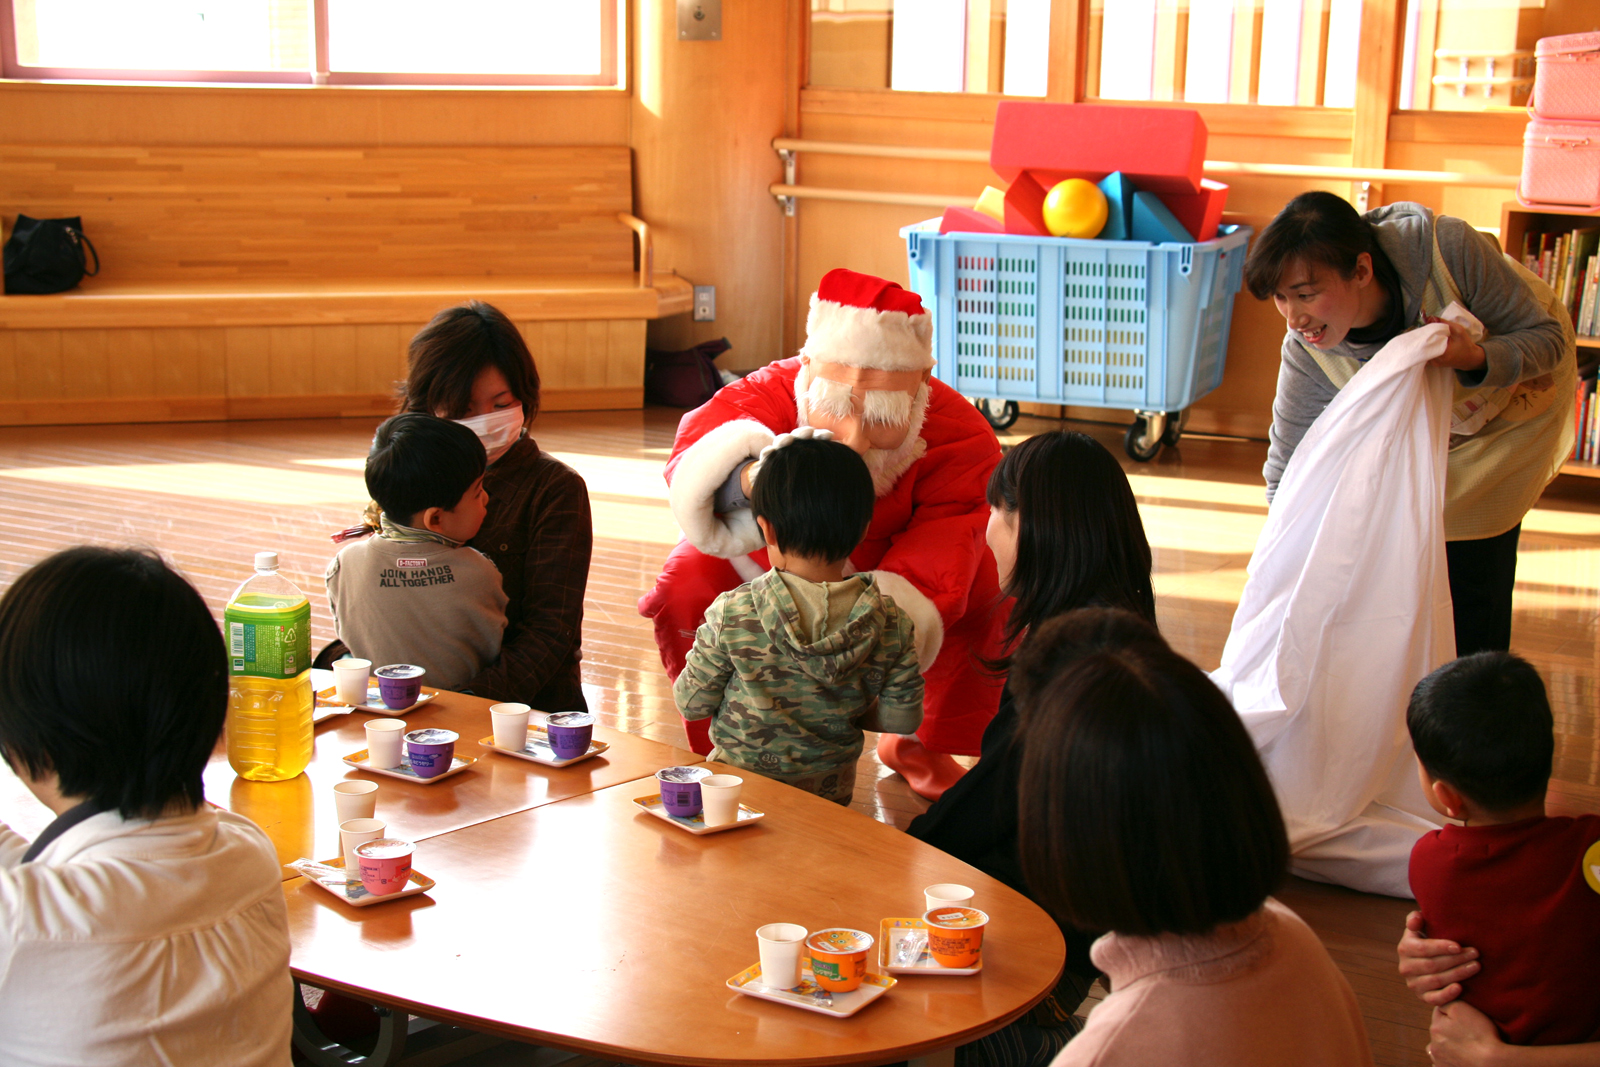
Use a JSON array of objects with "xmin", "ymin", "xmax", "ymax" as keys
[
  {"xmin": 922, "ymin": 906, "xmax": 989, "ymax": 967},
  {"xmin": 805, "ymin": 928, "xmax": 875, "ymax": 992}
]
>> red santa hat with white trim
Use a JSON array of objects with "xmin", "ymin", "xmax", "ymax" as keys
[{"xmin": 802, "ymin": 268, "xmax": 934, "ymax": 372}]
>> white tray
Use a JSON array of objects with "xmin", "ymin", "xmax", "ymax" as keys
[
  {"xmin": 342, "ymin": 749, "xmax": 475, "ymax": 784},
  {"xmin": 301, "ymin": 857, "xmax": 436, "ymax": 907},
  {"xmin": 477, "ymin": 727, "xmax": 609, "ymax": 768},
  {"xmin": 726, "ymin": 963, "xmax": 894, "ymax": 1017},
  {"xmin": 316, "ymin": 683, "xmax": 439, "ymax": 715},
  {"xmin": 878, "ymin": 918, "xmax": 983, "ymax": 976},
  {"xmin": 632, "ymin": 794, "xmax": 765, "ymax": 835}
]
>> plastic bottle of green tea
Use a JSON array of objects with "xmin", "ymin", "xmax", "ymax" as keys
[{"xmin": 224, "ymin": 551, "xmax": 313, "ymax": 781}]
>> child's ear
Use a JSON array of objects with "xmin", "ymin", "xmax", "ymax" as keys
[
  {"xmin": 418, "ymin": 506, "xmax": 446, "ymax": 534},
  {"xmin": 755, "ymin": 515, "xmax": 778, "ymax": 548},
  {"xmin": 1431, "ymin": 779, "xmax": 1467, "ymax": 820}
]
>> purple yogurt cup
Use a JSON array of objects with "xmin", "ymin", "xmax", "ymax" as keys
[
  {"xmin": 656, "ymin": 766, "xmax": 710, "ymax": 817},
  {"xmin": 545, "ymin": 711, "xmax": 595, "ymax": 761},
  {"xmin": 375, "ymin": 664, "xmax": 426, "ymax": 709},
  {"xmin": 403, "ymin": 728, "xmax": 458, "ymax": 779}
]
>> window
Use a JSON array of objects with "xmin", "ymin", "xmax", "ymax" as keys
[
  {"xmin": 809, "ymin": 0, "xmax": 1053, "ymax": 96},
  {"xmin": 1086, "ymin": 0, "xmax": 1363, "ymax": 107},
  {"xmin": 1, "ymin": 0, "xmax": 621, "ymax": 87}
]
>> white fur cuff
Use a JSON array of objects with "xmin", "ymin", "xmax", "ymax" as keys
[
  {"xmin": 868, "ymin": 570, "xmax": 944, "ymax": 668},
  {"xmin": 669, "ymin": 419, "xmax": 775, "ymax": 559}
]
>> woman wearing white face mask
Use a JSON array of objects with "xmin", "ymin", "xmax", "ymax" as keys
[{"xmin": 397, "ymin": 301, "xmax": 592, "ymax": 711}]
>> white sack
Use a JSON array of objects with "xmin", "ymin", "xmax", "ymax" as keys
[{"xmin": 1210, "ymin": 323, "xmax": 1457, "ymax": 898}]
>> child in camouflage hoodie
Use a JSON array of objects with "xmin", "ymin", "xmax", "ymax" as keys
[{"xmin": 673, "ymin": 436, "xmax": 924, "ymax": 804}]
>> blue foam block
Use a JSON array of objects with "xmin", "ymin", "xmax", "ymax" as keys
[
  {"xmin": 1131, "ymin": 191, "xmax": 1194, "ymax": 243},
  {"xmin": 1096, "ymin": 172, "xmax": 1134, "ymax": 241}
]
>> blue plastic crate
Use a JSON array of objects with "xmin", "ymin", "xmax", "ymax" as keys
[{"xmin": 901, "ymin": 221, "xmax": 1252, "ymax": 413}]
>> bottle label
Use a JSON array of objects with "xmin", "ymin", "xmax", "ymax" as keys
[{"xmin": 225, "ymin": 603, "xmax": 311, "ymax": 678}]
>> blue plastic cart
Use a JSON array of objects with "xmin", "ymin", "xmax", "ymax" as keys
[{"xmin": 901, "ymin": 220, "xmax": 1253, "ymax": 460}]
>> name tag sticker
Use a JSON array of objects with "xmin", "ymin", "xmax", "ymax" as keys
[
  {"xmin": 1584, "ymin": 840, "xmax": 1600, "ymax": 896},
  {"xmin": 397, "ymin": 558, "xmax": 428, "ymax": 569}
]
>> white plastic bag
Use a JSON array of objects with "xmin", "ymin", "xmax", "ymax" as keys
[{"xmin": 1211, "ymin": 323, "xmax": 1456, "ymax": 897}]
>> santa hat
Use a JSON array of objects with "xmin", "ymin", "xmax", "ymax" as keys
[{"xmin": 802, "ymin": 268, "xmax": 934, "ymax": 373}]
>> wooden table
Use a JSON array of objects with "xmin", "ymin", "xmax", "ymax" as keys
[
  {"xmin": 284, "ymin": 761, "xmax": 1068, "ymax": 1066},
  {"xmin": 206, "ymin": 689, "xmax": 702, "ymax": 875}
]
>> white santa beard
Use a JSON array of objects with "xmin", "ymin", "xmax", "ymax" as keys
[{"xmin": 795, "ymin": 381, "xmax": 930, "ymax": 497}]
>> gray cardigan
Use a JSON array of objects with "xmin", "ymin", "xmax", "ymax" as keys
[{"xmin": 1264, "ymin": 203, "xmax": 1569, "ymax": 498}]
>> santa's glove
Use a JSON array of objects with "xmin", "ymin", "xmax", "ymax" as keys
[{"xmin": 746, "ymin": 427, "xmax": 835, "ymax": 490}]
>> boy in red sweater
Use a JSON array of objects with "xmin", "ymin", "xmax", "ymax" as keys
[{"xmin": 1407, "ymin": 651, "xmax": 1600, "ymax": 1048}]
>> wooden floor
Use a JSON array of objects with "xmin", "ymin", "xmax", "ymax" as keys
[{"xmin": 1, "ymin": 407, "xmax": 1596, "ymax": 1067}]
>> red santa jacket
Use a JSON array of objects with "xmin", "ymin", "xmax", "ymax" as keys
[{"xmin": 663, "ymin": 357, "xmax": 1001, "ymax": 670}]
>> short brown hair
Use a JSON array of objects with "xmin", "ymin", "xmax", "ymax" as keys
[
  {"xmin": 1015, "ymin": 609, "xmax": 1288, "ymax": 936},
  {"xmin": 401, "ymin": 301, "xmax": 541, "ymax": 422}
]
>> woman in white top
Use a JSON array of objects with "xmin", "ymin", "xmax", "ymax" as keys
[{"xmin": 0, "ymin": 546, "xmax": 292, "ymax": 1067}]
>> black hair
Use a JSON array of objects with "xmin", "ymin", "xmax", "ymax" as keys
[
  {"xmin": 1015, "ymin": 608, "xmax": 1289, "ymax": 936},
  {"xmin": 1407, "ymin": 651, "xmax": 1554, "ymax": 813},
  {"xmin": 987, "ymin": 431, "xmax": 1155, "ymax": 656},
  {"xmin": 1244, "ymin": 190, "xmax": 1382, "ymax": 300},
  {"xmin": 0, "ymin": 547, "xmax": 228, "ymax": 820},
  {"xmin": 401, "ymin": 301, "xmax": 541, "ymax": 422},
  {"xmin": 365, "ymin": 413, "xmax": 487, "ymax": 527},
  {"xmin": 750, "ymin": 437, "xmax": 875, "ymax": 563}
]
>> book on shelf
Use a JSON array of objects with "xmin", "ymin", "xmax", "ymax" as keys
[{"xmin": 1519, "ymin": 224, "xmax": 1600, "ymax": 337}]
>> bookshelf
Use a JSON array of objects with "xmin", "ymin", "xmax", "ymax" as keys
[{"xmin": 1500, "ymin": 203, "xmax": 1600, "ymax": 479}]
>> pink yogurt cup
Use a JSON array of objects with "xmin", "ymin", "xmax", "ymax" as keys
[{"xmin": 355, "ymin": 838, "xmax": 414, "ymax": 896}]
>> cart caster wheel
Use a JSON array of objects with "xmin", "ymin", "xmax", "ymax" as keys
[
  {"xmin": 976, "ymin": 398, "xmax": 1020, "ymax": 431},
  {"xmin": 1161, "ymin": 409, "xmax": 1189, "ymax": 447},
  {"xmin": 1124, "ymin": 417, "xmax": 1163, "ymax": 462}
]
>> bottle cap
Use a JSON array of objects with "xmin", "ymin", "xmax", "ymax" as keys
[{"xmin": 254, "ymin": 551, "xmax": 280, "ymax": 571}]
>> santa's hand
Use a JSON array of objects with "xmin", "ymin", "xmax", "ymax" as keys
[
  {"xmin": 746, "ymin": 426, "xmax": 836, "ymax": 490},
  {"xmin": 1427, "ymin": 1002, "xmax": 1505, "ymax": 1067},
  {"xmin": 1398, "ymin": 910, "xmax": 1477, "ymax": 1006}
]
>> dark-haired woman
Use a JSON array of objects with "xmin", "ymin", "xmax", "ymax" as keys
[
  {"xmin": 907, "ymin": 430, "xmax": 1155, "ymax": 1064},
  {"xmin": 398, "ymin": 301, "xmax": 592, "ymax": 710},
  {"xmin": 0, "ymin": 547, "xmax": 291, "ymax": 1064},
  {"xmin": 1247, "ymin": 192, "xmax": 1574, "ymax": 655},
  {"xmin": 1015, "ymin": 609, "xmax": 1373, "ymax": 1066}
]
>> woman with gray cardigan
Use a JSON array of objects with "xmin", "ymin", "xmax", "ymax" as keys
[{"xmin": 1244, "ymin": 192, "xmax": 1574, "ymax": 654}]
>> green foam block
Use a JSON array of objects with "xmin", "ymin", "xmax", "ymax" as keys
[
  {"xmin": 1096, "ymin": 172, "xmax": 1134, "ymax": 241},
  {"xmin": 1131, "ymin": 191, "xmax": 1194, "ymax": 243}
]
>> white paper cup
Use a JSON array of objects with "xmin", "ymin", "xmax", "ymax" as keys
[
  {"xmin": 700, "ymin": 774, "xmax": 744, "ymax": 827},
  {"xmin": 489, "ymin": 703, "xmax": 533, "ymax": 751},
  {"xmin": 756, "ymin": 923, "xmax": 808, "ymax": 991},
  {"xmin": 332, "ymin": 780, "xmax": 378, "ymax": 827},
  {"xmin": 339, "ymin": 817, "xmax": 386, "ymax": 874},
  {"xmin": 924, "ymin": 883, "xmax": 975, "ymax": 913},
  {"xmin": 332, "ymin": 657, "xmax": 373, "ymax": 705},
  {"xmin": 365, "ymin": 718, "xmax": 408, "ymax": 769}
]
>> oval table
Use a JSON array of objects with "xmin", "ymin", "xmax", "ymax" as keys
[{"xmin": 285, "ymin": 758, "xmax": 1068, "ymax": 1066}]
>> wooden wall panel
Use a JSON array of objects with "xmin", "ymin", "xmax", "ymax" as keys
[
  {"xmin": 632, "ymin": 0, "xmax": 789, "ymax": 371},
  {"xmin": 0, "ymin": 83, "xmax": 631, "ymax": 149}
]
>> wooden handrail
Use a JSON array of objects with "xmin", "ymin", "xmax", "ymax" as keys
[
  {"xmin": 617, "ymin": 213, "xmax": 653, "ymax": 289},
  {"xmin": 770, "ymin": 138, "xmax": 1521, "ymax": 190},
  {"xmin": 769, "ymin": 184, "xmax": 971, "ymax": 208}
]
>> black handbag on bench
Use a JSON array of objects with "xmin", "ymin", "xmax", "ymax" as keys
[{"xmin": 4, "ymin": 215, "xmax": 101, "ymax": 294}]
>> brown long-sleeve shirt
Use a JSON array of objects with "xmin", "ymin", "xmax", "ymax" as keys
[{"xmin": 465, "ymin": 435, "xmax": 591, "ymax": 711}]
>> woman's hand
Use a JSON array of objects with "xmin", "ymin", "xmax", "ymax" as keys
[
  {"xmin": 1425, "ymin": 316, "xmax": 1488, "ymax": 371},
  {"xmin": 1398, "ymin": 910, "xmax": 1479, "ymax": 1005},
  {"xmin": 1429, "ymin": 1001, "xmax": 1503, "ymax": 1067}
]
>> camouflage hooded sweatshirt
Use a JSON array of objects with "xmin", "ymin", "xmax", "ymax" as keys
[{"xmin": 674, "ymin": 568, "xmax": 923, "ymax": 802}]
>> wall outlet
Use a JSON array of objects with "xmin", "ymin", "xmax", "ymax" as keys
[{"xmin": 693, "ymin": 285, "xmax": 716, "ymax": 322}]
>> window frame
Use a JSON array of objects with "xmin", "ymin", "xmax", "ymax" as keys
[{"xmin": 0, "ymin": 0, "xmax": 620, "ymax": 88}]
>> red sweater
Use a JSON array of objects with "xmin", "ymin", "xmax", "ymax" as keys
[{"xmin": 1409, "ymin": 814, "xmax": 1600, "ymax": 1045}]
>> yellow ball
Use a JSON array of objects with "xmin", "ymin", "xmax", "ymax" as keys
[{"xmin": 1042, "ymin": 179, "xmax": 1109, "ymax": 239}]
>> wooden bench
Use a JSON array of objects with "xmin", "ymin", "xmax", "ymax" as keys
[{"xmin": 0, "ymin": 145, "xmax": 693, "ymax": 426}]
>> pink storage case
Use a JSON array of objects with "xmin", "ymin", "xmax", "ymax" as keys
[
  {"xmin": 1518, "ymin": 117, "xmax": 1600, "ymax": 210},
  {"xmin": 1532, "ymin": 32, "xmax": 1600, "ymax": 121}
]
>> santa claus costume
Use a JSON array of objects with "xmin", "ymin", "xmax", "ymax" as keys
[{"xmin": 638, "ymin": 269, "xmax": 1007, "ymax": 799}]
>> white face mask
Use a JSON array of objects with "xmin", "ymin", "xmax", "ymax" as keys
[{"xmin": 455, "ymin": 405, "xmax": 525, "ymax": 464}]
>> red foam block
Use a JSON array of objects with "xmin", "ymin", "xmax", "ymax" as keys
[
  {"xmin": 939, "ymin": 206, "xmax": 1006, "ymax": 235},
  {"xmin": 992, "ymin": 102, "xmax": 1208, "ymax": 195},
  {"xmin": 1003, "ymin": 171, "xmax": 1052, "ymax": 236},
  {"xmin": 1155, "ymin": 179, "xmax": 1229, "ymax": 242}
]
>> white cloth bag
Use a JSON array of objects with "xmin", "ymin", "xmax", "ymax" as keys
[{"xmin": 1211, "ymin": 323, "xmax": 1458, "ymax": 898}]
